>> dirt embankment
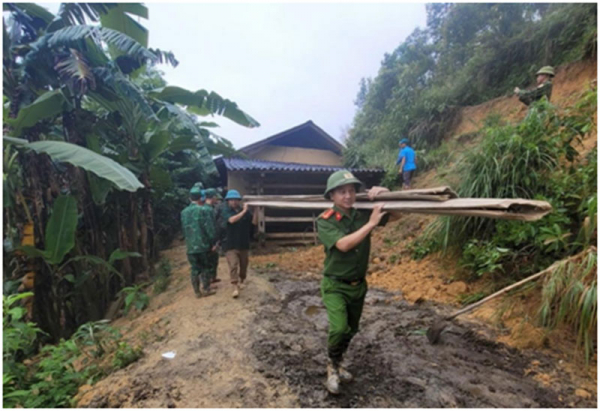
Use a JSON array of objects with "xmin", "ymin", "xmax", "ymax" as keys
[{"xmin": 251, "ymin": 58, "xmax": 598, "ymax": 396}]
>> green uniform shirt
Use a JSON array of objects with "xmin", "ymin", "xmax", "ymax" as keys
[
  {"xmin": 317, "ymin": 205, "xmax": 388, "ymax": 282},
  {"xmin": 221, "ymin": 205, "xmax": 253, "ymax": 251},
  {"xmin": 180, "ymin": 203, "xmax": 216, "ymax": 254},
  {"xmin": 518, "ymin": 80, "xmax": 552, "ymax": 106}
]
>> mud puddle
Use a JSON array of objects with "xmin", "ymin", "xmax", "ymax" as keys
[{"xmin": 251, "ymin": 271, "xmax": 597, "ymax": 408}]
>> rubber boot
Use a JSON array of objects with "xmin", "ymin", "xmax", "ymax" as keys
[
  {"xmin": 325, "ymin": 358, "xmax": 340, "ymax": 394},
  {"xmin": 338, "ymin": 359, "xmax": 353, "ymax": 383},
  {"xmin": 191, "ymin": 276, "xmax": 201, "ymax": 298}
]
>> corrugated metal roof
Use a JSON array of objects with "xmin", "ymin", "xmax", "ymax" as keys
[{"xmin": 217, "ymin": 157, "xmax": 384, "ymax": 174}]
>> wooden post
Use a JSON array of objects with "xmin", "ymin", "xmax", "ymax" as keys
[
  {"xmin": 258, "ymin": 207, "xmax": 265, "ymax": 247},
  {"xmin": 257, "ymin": 174, "xmax": 265, "ymax": 247},
  {"xmin": 312, "ymin": 212, "xmax": 318, "ymax": 245}
]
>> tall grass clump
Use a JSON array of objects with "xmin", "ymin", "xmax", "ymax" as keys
[
  {"xmin": 414, "ymin": 89, "xmax": 597, "ymax": 360},
  {"xmin": 435, "ymin": 89, "xmax": 596, "ymax": 253},
  {"xmin": 539, "ymin": 248, "xmax": 597, "ymax": 363}
]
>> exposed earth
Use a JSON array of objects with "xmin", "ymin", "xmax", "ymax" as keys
[
  {"xmin": 76, "ymin": 59, "xmax": 597, "ymax": 408},
  {"xmin": 76, "ymin": 241, "xmax": 597, "ymax": 408}
]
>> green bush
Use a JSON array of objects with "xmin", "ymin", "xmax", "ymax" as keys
[
  {"xmin": 112, "ymin": 342, "xmax": 143, "ymax": 370},
  {"xmin": 120, "ymin": 284, "xmax": 150, "ymax": 314},
  {"xmin": 409, "ymin": 238, "xmax": 436, "ymax": 261}
]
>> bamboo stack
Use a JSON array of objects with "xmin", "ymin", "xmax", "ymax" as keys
[{"xmin": 244, "ymin": 186, "xmax": 552, "ymax": 221}]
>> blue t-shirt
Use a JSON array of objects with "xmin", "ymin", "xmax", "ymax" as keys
[{"xmin": 396, "ymin": 146, "xmax": 416, "ymax": 171}]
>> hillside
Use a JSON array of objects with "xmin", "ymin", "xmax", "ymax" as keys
[{"xmin": 253, "ymin": 57, "xmax": 598, "ymax": 394}]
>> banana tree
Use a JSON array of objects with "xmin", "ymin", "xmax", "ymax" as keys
[{"xmin": 3, "ymin": 2, "xmax": 260, "ymax": 341}]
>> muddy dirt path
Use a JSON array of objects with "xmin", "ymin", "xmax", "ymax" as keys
[{"xmin": 77, "ymin": 244, "xmax": 596, "ymax": 408}]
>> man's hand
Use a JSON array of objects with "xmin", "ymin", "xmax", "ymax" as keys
[
  {"xmin": 211, "ymin": 245, "xmax": 217, "ymax": 252},
  {"xmin": 513, "ymin": 87, "xmax": 520, "ymax": 94},
  {"xmin": 368, "ymin": 204, "xmax": 387, "ymax": 227},
  {"xmin": 242, "ymin": 203, "xmax": 248, "ymax": 213},
  {"xmin": 367, "ymin": 186, "xmax": 390, "ymax": 200}
]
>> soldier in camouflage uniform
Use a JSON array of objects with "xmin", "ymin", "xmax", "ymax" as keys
[
  {"xmin": 514, "ymin": 66, "xmax": 554, "ymax": 106},
  {"xmin": 180, "ymin": 186, "xmax": 217, "ymax": 298},
  {"xmin": 204, "ymin": 188, "xmax": 222, "ymax": 285},
  {"xmin": 215, "ymin": 190, "xmax": 228, "ymax": 257},
  {"xmin": 317, "ymin": 170, "xmax": 390, "ymax": 394}
]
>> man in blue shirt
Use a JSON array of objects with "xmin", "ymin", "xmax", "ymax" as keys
[{"xmin": 396, "ymin": 138, "xmax": 417, "ymax": 189}]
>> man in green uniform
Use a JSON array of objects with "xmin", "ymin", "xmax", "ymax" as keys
[
  {"xmin": 221, "ymin": 189, "xmax": 256, "ymax": 298},
  {"xmin": 514, "ymin": 66, "xmax": 554, "ymax": 106},
  {"xmin": 180, "ymin": 186, "xmax": 217, "ymax": 298},
  {"xmin": 317, "ymin": 170, "xmax": 390, "ymax": 394},
  {"xmin": 214, "ymin": 190, "xmax": 228, "ymax": 256},
  {"xmin": 204, "ymin": 188, "xmax": 222, "ymax": 286}
]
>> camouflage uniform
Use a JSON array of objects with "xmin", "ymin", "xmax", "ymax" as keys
[
  {"xmin": 181, "ymin": 200, "xmax": 217, "ymax": 295},
  {"xmin": 215, "ymin": 201, "xmax": 228, "ymax": 256},
  {"xmin": 204, "ymin": 188, "xmax": 220, "ymax": 283},
  {"xmin": 518, "ymin": 80, "xmax": 553, "ymax": 106}
]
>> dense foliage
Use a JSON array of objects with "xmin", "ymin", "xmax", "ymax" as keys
[
  {"xmin": 2, "ymin": 3, "xmax": 257, "ymax": 344},
  {"xmin": 4, "ymin": 294, "xmax": 141, "ymax": 408},
  {"xmin": 345, "ymin": 3, "xmax": 597, "ymax": 172},
  {"xmin": 420, "ymin": 91, "xmax": 597, "ymax": 360}
]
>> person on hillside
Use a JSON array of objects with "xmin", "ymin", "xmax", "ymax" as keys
[
  {"xmin": 514, "ymin": 66, "xmax": 555, "ymax": 106},
  {"xmin": 180, "ymin": 186, "xmax": 217, "ymax": 298},
  {"xmin": 396, "ymin": 138, "xmax": 417, "ymax": 190},
  {"xmin": 317, "ymin": 170, "xmax": 390, "ymax": 394},
  {"xmin": 204, "ymin": 188, "xmax": 222, "ymax": 286},
  {"xmin": 221, "ymin": 189, "xmax": 257, "ymax": 298}
]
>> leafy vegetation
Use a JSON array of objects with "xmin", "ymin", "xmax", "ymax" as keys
[
  {"xmin": 346, "ymin": 3, "xmax": 596, "ymax": 174},
  {"xmin": 3, "ymin": 303, "xmax": 139, "ymax": 408},
  {"xmin": 3, "ymin": 3, "xmax": 258, "ymax": 406},
  {"xmin": 3, "ymin": 2, "xmax": 258, "ymax": 344},
  {"xmin": 415, "ymin": 90, "xmax": 597, "ymax": 360},
  {"xmin": 120, "ymin": 284, "xmax": 150, "ymax": 315}
]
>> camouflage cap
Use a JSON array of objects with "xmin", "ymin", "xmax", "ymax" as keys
[{"xmin": 205, "ymin": 188, "xmax": 217, "ymax": 198}]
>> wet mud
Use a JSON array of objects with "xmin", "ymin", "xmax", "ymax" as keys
[
  {"xmin": 77, "ymin": 258, "xmax": 596, "ymax": 408},
  {"xmin": 251, "ymin": 271, "xmax": 597, "ymax": 408}
]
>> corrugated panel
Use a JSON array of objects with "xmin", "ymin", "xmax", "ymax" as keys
[{"xmin": 220, "ymin": 157, "xmax": 384, "ymax": 174}]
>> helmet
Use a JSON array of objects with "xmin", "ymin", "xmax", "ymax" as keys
[
  {"xmin": 189, "ymin": 187, "xmax": 202, "ymax": 196},
  {"xmin": 399, "ymin": 138, "xmax": 409, "ymax": 145},
  {"xmin": 225, "ymin": 189, "xmax": 242, "ymax": 200},
  {"xmin": 193, "ymin": 181, "xmax": 204, "ymax": 189},
  {"xmin": 324, "ymin": 170, "xmax": 363, "ymax": 199},
  {"xmin": 205, "ymin": 188, "xmax": 217, "ymax": 198},
  {"xmin": 536, "ymin": 66, "xmax": 555, "ymax": 77}
]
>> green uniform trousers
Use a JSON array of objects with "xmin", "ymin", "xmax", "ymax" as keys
[
  {"xmin": 208, "ymin": 250, "xmax": 219, "ymax": 281},
  {"xmin": 320, "ymin": 276, "xmax": 367, "ymax": 363},
  {"xmin": 187, "ymin": 252, "xmax": 211, "ymax": 291}
]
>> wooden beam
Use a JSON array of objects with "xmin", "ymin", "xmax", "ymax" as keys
[
  {"xmin": 252, "ymin": 183, "xmax": 325, "ymax": 190},
  {"xmin": 264, "ymin": 239, "xmax": 318, "ymax": 246},
  {"xmin": 265, "ymin": 232, "xmax": 315, "ymax": 239},
  {"xmin": 264, "ymin": 216, "xmax": 315, "ymax": 223}
]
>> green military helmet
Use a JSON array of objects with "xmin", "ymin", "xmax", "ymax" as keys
[
  {"xmin": 189, "ymin": 186, "xmax": 202, "ymax": 196},
  {"xmin": 193, "ymin": 181, "xmax": 204, "ymax": 189},
  {"xmin": 536, "ymin": 66, "xmax": 555, "ymax": 77},
  {"xmin": 324, "ymin": 170, "xmax": 363, "ymax": 199},
  {"xmin": 205, "ymin": 188, "xmax": 217, "ymax": 198}
]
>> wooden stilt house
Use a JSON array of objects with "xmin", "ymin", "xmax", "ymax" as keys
[{"xmin": 214, "ymin": 121, "xmax": 384, "ymax": 245}]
